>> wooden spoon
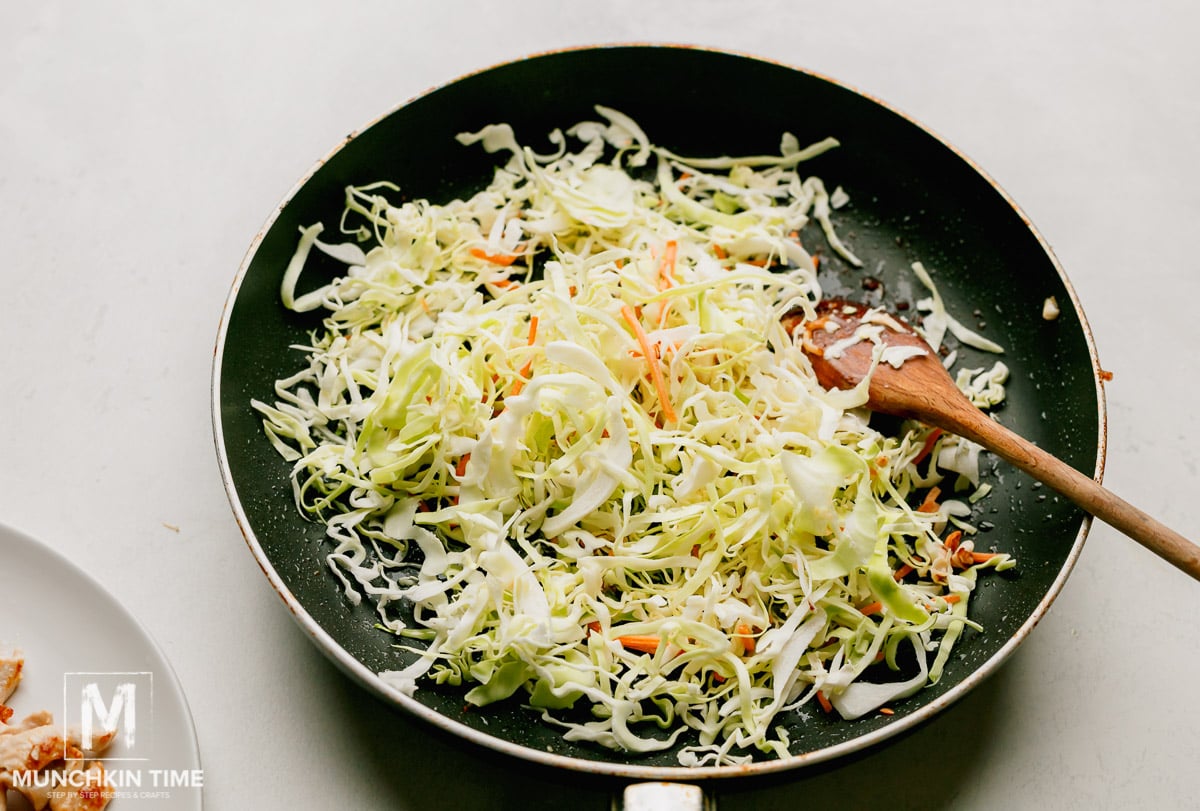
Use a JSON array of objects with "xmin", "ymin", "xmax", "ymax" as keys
[{"xmin": 786, "ymin": 299, "xmax": 1200, "ymax": 580}]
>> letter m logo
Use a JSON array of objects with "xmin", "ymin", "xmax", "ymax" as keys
[
  {"xmin": 82, "ymin": 681, "xmax": 136, "ymax": 749},
  {"xmin": 64, "ymin": 671, "xmax": 153, "ymax": 760}
]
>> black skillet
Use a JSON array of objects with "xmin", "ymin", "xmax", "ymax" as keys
[{"xmin": 212, "ymin": 45, "xmax": 1103, "ymax": 784}]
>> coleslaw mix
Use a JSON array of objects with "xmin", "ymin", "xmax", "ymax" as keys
[{"xmin": 253, "ymin": 107, "xmax": 1012, "ymax": 765}]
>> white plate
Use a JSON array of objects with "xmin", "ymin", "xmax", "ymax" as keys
[{"xmin": 1, "ymin": 522, "xmax": 202, "ymax": 809}]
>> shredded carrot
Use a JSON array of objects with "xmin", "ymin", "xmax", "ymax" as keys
[
  {"xmin": 913, "ymin": 428, "xmax": 944, "ymax": 466},
  {"xmin": 509, "ymin": 316, "xmax": 540, "ymax": 397},
  {"xmin": 952, "ymin": 546, "xmax": 975, "ymax": 569},
  {"xmin": 489, "ymin": 278, "xmax": 516, "ymax": 289},
  {"xmin": 657, "ymin": 240, "xmax": 678, "ymax": 289},
  {"xmin": 816, "ymin": 690, "xmax": 834, "ymax": 714},
  {"xmin": 925, "ymin": 593, "xmax": 963, "ymax": 610},
  {"xmin": 916, "ymin": 486, "xmax": 942, "ymax": 513},
  {"xmin": 858, "ymin": 601, "xmax": 883, "ymax": 616},
  {"xmin": 893, "ymin": 563, "xmax": 914, "ymax": 581},
  {"xmin": 616, "ymin": 635, "xmax": 661, "ymax": 654},
  {"xmin": 510, "ymin": 367, "xmax": 533, "ymax": 395},
  {"xmin": 586, "ymin": 621, "xmax": 601, "ymax": 634},
  {"xmin": 879, "ymin": 707, "xmax": 895, "ymax": 716},
  {"xmin": 469, "ymin": 247, "xmax": 520, "ymax": 266},
  {"xmin": 651, "ymin": 240, "xmax": 680, "ymax": 328},
  {"xmin": 733, "ymin": 623, "xmax": 756, "ymax": 656},
  {"xmin": 712, "ymin": 243, "xmax": 727, "ymax": 260},
  {"xmin": 944, "ymin": 530, "xmax": 963, "ymax": 551},
  {"xmin": 970, "ymin": 551, "xmax": 997, "ymax": 563},
  {"xmin": 510, "ymin": 369, "xmax": 531, "ymax": 396},
  {"xmin": 454, "ymin": 453, "xmax": 471, "ymax": 478},
  {"xmin": 620, "ymin": 304, "xmax": 677, "ymax": 423}
]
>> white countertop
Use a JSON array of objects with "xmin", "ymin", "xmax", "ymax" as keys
[{"xmin": 4, "ymin": 2, "xmax": 1199, "ymax": 808}]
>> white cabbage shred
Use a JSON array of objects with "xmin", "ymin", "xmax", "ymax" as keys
[{"xmin": 253, "ymin": 107, "xmax": 1015, "ymax": 766}]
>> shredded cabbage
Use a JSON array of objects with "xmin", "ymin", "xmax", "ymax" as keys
[{"xmin": 253, "ymin": 107, "xmax": 1015, "ymax": 765}]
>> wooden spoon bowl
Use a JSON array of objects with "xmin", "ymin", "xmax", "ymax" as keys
[{"xmin": 787, "ymin": 299, "xmax": 1200, "ymax": 580}]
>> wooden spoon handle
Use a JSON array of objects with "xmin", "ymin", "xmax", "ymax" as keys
[{"xmin": 949, "ymin": 407, "xmax": 1200, "ymax": 580}]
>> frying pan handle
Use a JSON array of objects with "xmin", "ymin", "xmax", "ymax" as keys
[{"xmin": 617, "ymin": 782, "xmax": 712, "ymax": 810}]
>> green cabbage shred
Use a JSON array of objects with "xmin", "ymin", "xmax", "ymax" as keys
[{"xmin": 253, "ymin": 107, "xmax": 1014, "ymax": 766}]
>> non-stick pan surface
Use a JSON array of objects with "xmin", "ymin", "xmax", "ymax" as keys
[{"xmin": 212, "ymin": 45, "xmax": 1103, "ymax": 780}]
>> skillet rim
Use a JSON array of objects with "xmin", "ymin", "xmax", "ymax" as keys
[{"xmin": 210, "ymin": 41, "xmax": 1106, "ymax": 781}]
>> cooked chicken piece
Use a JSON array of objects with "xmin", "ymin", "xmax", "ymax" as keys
[
  {"xmin": 7, "ymin": 778, "xmax": 43, "ymax": 810},
  {"xmin": 1, "ymin": 721, "xmax": 72, "ymax": 774},
  {"xmin": 1, "ymin": 651, "xmax": 112, "ymax": 810},
  {"xmin": 1, "ymin": 721, "xmax": 116, "ymax": 774},
  {"xmin": 0, "ymin": 646, "xmax": 22, "ymax": 705},
  {"xmin": 50, "ymin": 771, "xmax": 109, "ymax": 809},
  {"xmin": 30, "ymin": 745, "xmax": 110, "ymax": 811},
  {"xmin": 1, "ymin": 721, "xmax": 115, "ymax": 811},
  {"xmin": 1, "ymin": 710, "xmax": 53, "ymax": 735}
]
